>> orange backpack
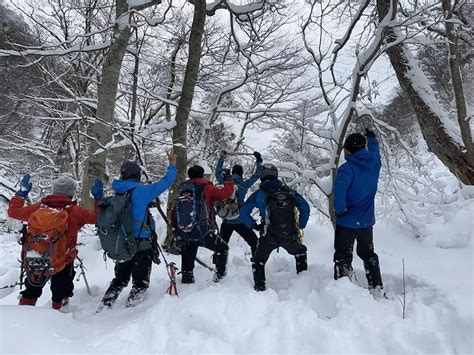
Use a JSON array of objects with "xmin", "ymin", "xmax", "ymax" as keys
[{"xmin": 22, "ymin": 207, "xmax": 70, "ymax": 286}]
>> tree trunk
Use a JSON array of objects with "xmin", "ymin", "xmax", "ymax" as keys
[
  {"xmin": 377, "ymin": 0, "xmax": 474, "ymax": 185},
  {"xmin": 164, "ymin": 0, "xmax": 206, "ymax": 247},
  {"xmin": 81, "ymin": 0, "xmax": 131, "ymax": 207},
  {"xmin": 441, "ymin": 0, "xmax": 473, "ymax": 154}
]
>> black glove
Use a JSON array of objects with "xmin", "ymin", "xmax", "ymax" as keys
[
  {"xmin": 151, "ymin": 248, "xmax": 161, "ymax": 265},
  {"xmin": 254, "ymin": 151, "xmax": 263, "ymax": 164},
  {"xmin": 220, "ymin": 150, "xmax": 227, "ymax": 157},
  {"xmin": 334, "ymin": 209, "xmax": 347, "ymax": 217},
  {"xmin": 222, "ymin": 168, "xmax": 232, "ymax": 181},
  {"xmin": 253, "ymin": 222, "xmax": 265, "ymax": 231},
  {"xmin": 365, "ymin": 128, "xmax": 376, "ymax": 138}
]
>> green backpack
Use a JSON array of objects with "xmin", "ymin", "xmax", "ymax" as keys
[{"xmin": 96, "ymin": 189, "xmax": 137, "ymax": 262}]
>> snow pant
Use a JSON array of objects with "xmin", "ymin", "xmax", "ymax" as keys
[
  {"xmin": 252, "ymin": 234, "xmax": 307, "ymax": 286},
  {"xmin": 101, "ymin": 248, "xmax": 152, "ymax": 306},
  {"xmin": 181, "ymin": 233, "xmax": 229, "ymax": 274},
  {"xmin": 219, "ymin": 222, "xmax": 258, "ymax": 257},
  {"xmin": 20, "ymin": 262, "xmax": 75, "ymax": 303},
  {"xmin": 333, "ymin": 225, "xmax": 383, "ymax": 288}
]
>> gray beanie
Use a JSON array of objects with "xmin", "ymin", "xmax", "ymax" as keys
[{"xmin": 52, "ymin": 175, "xmax": 77, "ymax": 197}]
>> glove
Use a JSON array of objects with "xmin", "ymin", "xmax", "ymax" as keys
[
  {"xmin": 220, "ymin": 150, "xmax": 227, "ymax": 157},
  {"xmin": 222, "ymin": 168, "xmax": 232, "ymax": 181},
  {"xmin": 365, "ymin": 128, "xmax": 376, "ymax": 138},
  {"xmin": 254, "ymin": 151, "xmax": 263, "ymax": 164},
  {"xmin": 90, "ymin": 178, "xmax": 104, "ymax": 200},
  {"xmin": 335, "ymin": 209, "xmax": 347, "ymax": 217},
  {"xmin": 17, "ymin": 174, "xmax": 32, "ymax": 197},
  {"xmin": 253, "ymin": 222, "xmax": 265, "ymax": 231}
]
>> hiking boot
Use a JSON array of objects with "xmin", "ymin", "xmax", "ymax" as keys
[
  {"xmin": 369, "ymin": 286, "xmax": 388, "ymax": 300},
  {"xmin": 125, "ymin": 287, "xmax": 146, "ymax": 307},
  {"xmin": 254, "ymin": 282, "xmax": 266, "ymax": 292},
  {"xmin": 52, "ymin": 297, "xmax": 69, "ymax": 312},
  {"xmin": 181, "ymin": 271, "xmax": 195, "ymax": 284},
  {"xmin": 295, "ymin": 253, "xmax": 308, "ymax": 274},
  {"xmin": 18, "ymin": 297, "xmax": 36, "ymax": 306},
  {"xmin": 212, "ymin": 270, "xmax": 226, "ymax": 283}
]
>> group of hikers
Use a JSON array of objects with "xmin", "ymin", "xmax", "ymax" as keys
[{"xmin": 7, "ymin": 128, "xmax": 385, "ymax": 311}]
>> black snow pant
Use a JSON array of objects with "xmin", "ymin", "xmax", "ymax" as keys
[
  {"xmin": 219, "ymin": 222, "xmax": 258, "ymax": 257},
  {"xmin": 181, "ymin": 233, "xmax": 229, "ymax": 274},
  {"xmin": 333, "ymin": 225, "xmax": 383, "ymax": 288},
  {"xmin": 21, "ymin": 262, "xmax": 75, "ymax": 303},
  {"xmin": 252, "ymin": 234, "xmax": 307, "ymax": 286},
  {"xmin": 101, "ymin": 248, "xmax": 152, "ymax": 305}
]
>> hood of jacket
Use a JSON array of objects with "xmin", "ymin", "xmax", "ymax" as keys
[
  {"xmin": 345, "ymin": 149, "xmax": 377, "ymax": 169},
  {"xmin": 231, "ymin": 174, "xmax": 243, "ymax": 184},
  {"xmin": 187, "ymin": 178, "xmax": 212, "ymax": 186},
  {"xmin": 41, "ymin": 195, "xmax": 76, "ymax": 208},
  {"xmin": 260, "ymin": 178, "xmax": 282, "ymax": 192},
  {"xmin": 112, "ymin": 179, "xmax": 141, "ymax": 194}
]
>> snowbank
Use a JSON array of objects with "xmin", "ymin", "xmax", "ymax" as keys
[{"xmin": 0, "ymin": 208, "xmax": 473, "ymax": 354}]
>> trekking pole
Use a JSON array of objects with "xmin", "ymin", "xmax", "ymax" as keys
[
  {"xmin": 154, "ymin": 199, "xmax": 214, "ymax": 272},
  {"xmin": 76, "ymin": 257, "xmax": 92, "ymax": 296},
  {"xmin": 0, "ymin": 281, "xmax": 23, "ymax": 289}
]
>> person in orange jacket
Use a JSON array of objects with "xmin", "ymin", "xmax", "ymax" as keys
[
  {"xmin": 174, "ymin": 165, "xmax": 234, "ymax": 283},
  {"xmin": 8, "ymin": 174, "xmax": 102, "ymax": 310}
]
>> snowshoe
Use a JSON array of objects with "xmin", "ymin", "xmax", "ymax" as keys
[
  {"xmin": 254, "ymin": 282, "xmax": 266, "ymax": 292},
  {"xmin": 52, "ymin": 297, "xmax": 70, "ymax": 312},
  {"xmin": 97, "ymin": 287, "xmax": 123, "ymax": 312},
  {"xmin": 295, "ymin": 254, "xmax": 308, "ymax": 274},
  {"xmin": 369, "ymin": 286, "xmax": 388, "ymax": 300},
  {"xmin": 212, "ymin": 270, "xmax": 226, "ymax": 283},
  {"xmin": 125, "ymin": 287, "xmax": 146, "ymax": 308},
  {"xmin": 181, "ymin": 271, "xmax": 195, "ymax": 284}
]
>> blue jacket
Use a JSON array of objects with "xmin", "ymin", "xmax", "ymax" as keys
[
  {"xmin": 111, "ymin": 164, "xmax": 176, "ymax": 238},
  {"xmin": 215, "ymin": 156, "xmax": 262, "ymax": 224},
  {"xmin": 240, "ymin": 178, "xmax": 310, "ymax": 229},
  {"xmin": 333, "ymin": 137, "xmax": 381, "ymax": 228}
]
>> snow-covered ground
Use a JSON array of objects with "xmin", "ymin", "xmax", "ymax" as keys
[{"xmin": 0, "ymin": 198, "xmax": 472, "ymax": 354}]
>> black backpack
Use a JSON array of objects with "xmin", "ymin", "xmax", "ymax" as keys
[
  {"xmin": 265, "ymin": 185, "xmax": 298, "ymax": 243},
  {"xmin": 96, "ymin": 189, "xmax": 137, "ymax": 261},
  {"xmin": 174, "ymin": 182, "xmax": 210, "ymax": 245}
]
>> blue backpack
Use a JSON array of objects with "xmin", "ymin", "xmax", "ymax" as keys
[{"xmin": 174, "ymin": 182, "xmax": 210, "ymax": 245}]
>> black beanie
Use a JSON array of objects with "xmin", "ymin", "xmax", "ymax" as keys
[
  {"xmin": 232, "ymin": 164, "xmax": 243, "ymax": 177},
  {"xmin": 260, "ymin": 164, "xmax": 278, "ymax": 181},
  {"xmin": 188, "ymin": 165, "xmax": 204, "ymax": 179},
  {"xmin": 344, "ymin": 133, "xmax": 366, "ymax": 154},
  {"xmin": 120, "ymin": 161, "xmax": 141, "ymax": 181}
]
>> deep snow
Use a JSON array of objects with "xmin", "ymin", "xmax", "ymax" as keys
[{"xmin": 0, "ymin": 201, "xmax": 472, "ymax": 354}]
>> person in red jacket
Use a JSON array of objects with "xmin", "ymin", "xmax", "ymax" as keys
[
  {"xmin": 8, "ymin": 174, "xmax": 102, "ymax": 310},
  {"xmin": 175, "ymin": 165, "xmax": 234, "ymax": 284}
]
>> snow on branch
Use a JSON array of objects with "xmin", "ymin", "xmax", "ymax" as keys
[{"xmin": 0, "ymin": 42, "xmax": 110, "ymax": 58}]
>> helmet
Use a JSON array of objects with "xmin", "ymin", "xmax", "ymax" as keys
[{"xmin": 260, "ymin": 164, "xmax": 278, "ymax": 181}]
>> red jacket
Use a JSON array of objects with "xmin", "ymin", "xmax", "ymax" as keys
[
  {"xmin": 8, "ymin": 194, "xmax": 98, "ymax": 264},
  {"xmin": 186, "ymin": 178, "xmax": 234, "ymax": 222}
]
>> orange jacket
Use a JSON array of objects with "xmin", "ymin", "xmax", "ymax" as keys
[{"xmin": 8, "ymin": 194, "xmax": 98, "ymax": 264}]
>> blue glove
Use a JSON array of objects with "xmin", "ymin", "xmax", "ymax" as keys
[
  {"xmin": 90, "ymin": 178, "xmax": 104, "ymax": 200},
  {"xmin": 17, "ymin": 174, "xmax": 32, "ymax": 197}
]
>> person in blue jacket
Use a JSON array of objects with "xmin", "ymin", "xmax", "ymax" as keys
[
  {"xmin": 241, "ymin": 164, "xmax": 310, "ymax": 291},
  {"xmin": 215, "ymin": 151, "xmax": 263, "ymax": 259},
  {"xmin": 333, "ymin": 129, "xmax": 384, "ymax": 298},
  {"xmin": 98, "ymin": 152, "xmax": 177, "ymax": 309}
]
